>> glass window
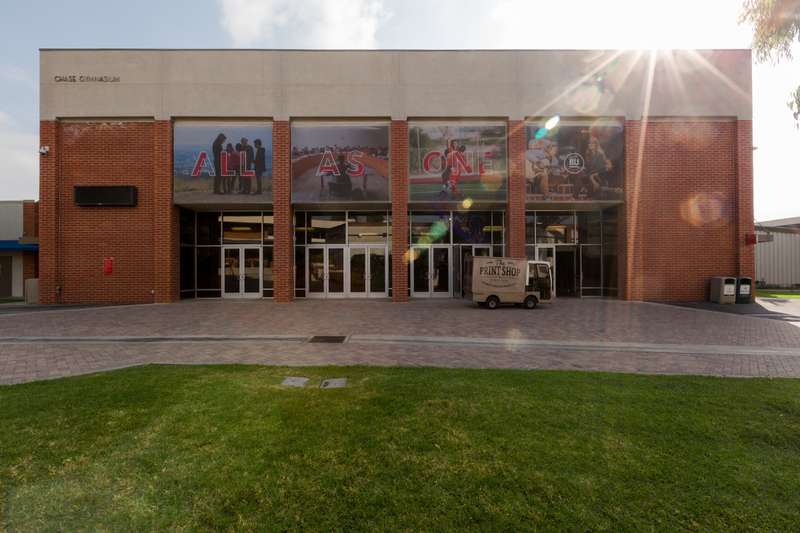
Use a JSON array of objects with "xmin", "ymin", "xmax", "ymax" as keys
[
  {"xmin": 452, "ymin": 212, "xmax": 491, "ymax": 244},
  {"xmin": 295, "ymin": 246, "xmax": 306, "ymax": 290},
  {"xmin": 491, "ymin": 211, "xmax": 505, "ymax": 245},
  {"xmin": 525, "ymin": 245, "xmax": 536, "ymax": 260},
  {"xmin": 262, "ymin": 247, "xmax": 274, "ymax": 296},
  {"xmin": 294, "ymin": 212, "xmax": 306, "ymax": 245},
  {"xmin": 536, "ymin": 212, "xmax": 575, "ymax": 244},
  {"xmin": 223, "ymin": 212, "xmax": 261, "ymax": 243},
  {"xmin": 262, "ymin": 214, "xmax": 274, "ymax": 243},
  {"xmin": 348, "ymin": 212, "xmax": 389, "ymax": 243},
  {"xmin": 581, "ymin": 245, "xmax": 602, "ymax": 288},
  {"xmin": 578, "ymin": 211, "xmax": 602, "ymax": 244},
  {"xmin": 602, "ymin": 207, "xmax": 619, "ymax": 295},
  {"xmin": 180, "ymin": 209, "xmax": 195, "ymax": 246},
  {"xmin": 493, "ymin": 245, "xmax": 504, "ymax": 258},
  {"xmin": 196, "ymin": 247, "xmax": 221, "ymax": 290},
  {"xmin": 197, "ymin": 212, "xmax": 221, "ymax": 245},
  {"xmin": 525, "ymin": 213, "xmax": 536, "ymax": 244},
  {"xmin": 410, "ymin": 213, "xmax": 450, "ymax": 244},
  {"xmin": 308, "ymin": 212, "xmax": 347, "ymax": 244},
  {"xmin": 180, "ymin": 246, "xmax": 195, "ymax": 293}
]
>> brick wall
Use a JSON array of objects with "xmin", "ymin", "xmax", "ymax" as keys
[
  {"xmin": 22, "ymin": 201, "xmax": 38, "ymax": 239},
  {"xmin": 622, "ymin": 119, "xmax": 747, "ymax": 301},
  {"xmin": 38, "ymin": 121, "xmax": 58, "ymax": 303},
  {"xmin": 736, "ymin": 120, "xmax": 755, "ymax": 283},
  {"xmin": 153, "ymin": 120, "xmax": 179, "ymax": 303},
  {"xmin": 507, "ymin": 120, "xmax": 526, "ymax": 258},
  {"xmin": 273, "ymin": 121, "xmax": 293, "ymax": 302},
  {"xmin": 52, "ymin": 121, "xmax": 157, "ymax": 304},
  {"xmin": 391, "ymin": 120, "xmax": 409, "ymax": 302}
]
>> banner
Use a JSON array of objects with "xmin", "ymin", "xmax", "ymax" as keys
[
  {"xmin": 409, "ymin": 123, "xmax": 507, "ymax": 203},
  {"xmin": 174, "ymin": 122, "xmax": 273, "ymax": 204},
  {"xmin": 525, "ymin": 119, "xmax": 623, "ymax": 202},
  {"xmin": 291, "ymin": 123, "xmax": 390, "ymax": 203}
]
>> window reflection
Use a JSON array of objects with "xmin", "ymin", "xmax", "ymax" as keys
[{"xmin": 223, "ymin": 213, "xmax": 261, "ymax": 243}]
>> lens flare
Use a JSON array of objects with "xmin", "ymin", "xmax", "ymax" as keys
[
  {"xmin": 544, "ymin": 115, "xmax": 560, "ymax": 130},
  {"xmin": 461, "ymin": 197, "xmax": 473, "ymax": 209},
  {"xmin": 680, "ymin": 193, "xmax": 729, "ymax": 227}
]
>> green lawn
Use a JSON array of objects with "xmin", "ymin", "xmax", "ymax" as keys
[
  {"xmin": 2, "ymin": 365, "xmax": 800, "ymax": 531},
  {"xmin": 757, "ymin": 289, "xmax": 800, "ymax": 299}
]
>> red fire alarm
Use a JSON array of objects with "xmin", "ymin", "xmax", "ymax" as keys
[{"xmin": 103, "ymin": 257, "xmax": 114, "ymax": 275}]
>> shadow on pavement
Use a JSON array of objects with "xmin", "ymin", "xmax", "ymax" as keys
[{"xmin": 666, "ymin": 298, "xmax": 800, "ymax": 322}]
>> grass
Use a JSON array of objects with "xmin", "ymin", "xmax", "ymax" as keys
[
  {"xmin": 757, "ymin": 289, "xmax": 800, "ymax": 299},
  {"xmin": 2, "ymin": 365, "xmax": 800, "ymax": 531}
]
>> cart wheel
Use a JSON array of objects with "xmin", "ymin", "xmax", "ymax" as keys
[
  {"xmin": 524, "ymin": 296, "xmax": 538, "ymax": 309},
  {"xmin": 486, "ymin": 296, "xmax": 499, "ymax": 309}
]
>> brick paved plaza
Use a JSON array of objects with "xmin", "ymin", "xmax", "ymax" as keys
[{"xmin": 1, "ymin": 299, "xmax": 800, "ymax": 384}]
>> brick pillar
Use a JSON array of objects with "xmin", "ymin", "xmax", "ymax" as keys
[
  {"xmin": 153, "ymin": 120, "xmax": 179, "ymax": 303},
  {"xmin": 507, "ymin": 119, "xmax": 526, "ymax": 258},
  {"xmin": 622, "ymin": 119, "xmax": 644, "ymax": 300},
  {"xmin": 38, "ymin": 120, "xmax": 59, "ymax": 304},
  {"xmin": 736, "ymin": 120, "xmax": 755, "ymax": 287},
  {"xmin": 391, "ymin": 120, "xmax": 409, "ymax": 302},
  {"xmin": 273, "ymin": 121, "xmax": 293, "ymax": 302}
]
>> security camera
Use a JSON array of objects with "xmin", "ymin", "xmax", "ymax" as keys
[{"xmin": 39, "ymin": 146, "xmax": 50, "ymax": 155}]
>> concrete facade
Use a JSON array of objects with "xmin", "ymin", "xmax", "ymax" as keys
[{"xmin": 41, "ymin": 49, "xmax": 752, "ymax": 121}]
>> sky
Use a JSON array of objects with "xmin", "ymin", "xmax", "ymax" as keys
[{"xmin": 0, "ymin": 0, "xmax": 798, "ymax": 221}]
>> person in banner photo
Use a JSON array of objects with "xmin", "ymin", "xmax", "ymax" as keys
[
  {"xmin": 524, "ymin": 123, "xmax": 623, "ymax": 201},
  {"xmin": 290, "ymin": 125, "xmax": 390, "ymax": 203},
  {"xmin": 409, "ymin": 124, "xmax": 506, "ymax": 203}
]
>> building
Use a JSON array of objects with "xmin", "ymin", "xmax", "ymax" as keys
[
  {"xmin": 0, "ymin": 200, "xmax": 39, "ymax": 300},
  {"xmin": 38, "ymin": 49, "xmax": 754, "ymax": 304},
  {"xmin": 755, "ymin": 217, "xmax": 800, "ymax": 288}
]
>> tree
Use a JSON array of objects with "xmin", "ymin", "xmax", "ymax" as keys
[{"xmin": 740, "ymin": 0, "xmax": 800, "ymax": 124}]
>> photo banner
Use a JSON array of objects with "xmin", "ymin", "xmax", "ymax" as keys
[
  {"xmin": 173, "ymin": 122, "xmax": 273, "ymax": 204},
  {"xmin": 408, "ymin": 123, "xmax": 508, "ymax": 203},
  {"xmin": 525, "ymin": 119, "xmax": 624, "ymax": 202},
  {"xmin": 291, "ymin": 123, "xmax": 390, "ymax": 203}
]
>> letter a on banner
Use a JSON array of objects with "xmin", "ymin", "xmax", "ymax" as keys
[
  {"xmin": 191, "ymin": 151, "xmax": 215, "ymax": 176},
  {"xmin": 316, "ymin": 150, "xmax": 340, "ymax": 176}
]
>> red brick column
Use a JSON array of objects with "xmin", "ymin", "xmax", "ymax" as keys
[
  {"xmin": 153, "ymin": 120, "xmax": 179, "ymax": 303},
  {"xmin": 391, "ymin": 120, "xmax": 409, "ymax": 302},
  {"xmin": 622, "ymin": 120, "xmax": 643, "ymax": 300},
  {"xmin": 736, "ymin": 120, "xmax": 755, "ymax": 285},
  {"xmin": 273, "ymin": 121, "xmax": 293, "ymax": 302},
  {"xmin": 38, "ymin": 120, "xmax": 59, "ymax": 304},
  {"xmin": 507, "ymin": 120, "xmax": 526, "ymax": 258}
]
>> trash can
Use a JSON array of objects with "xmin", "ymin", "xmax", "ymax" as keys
[
  {"xmin": 710, "ymin": 277, "xmax": 737, "ymax": 304},
  {"xmin": 736, "ymin": 277, "xmax": 753, "ymax": 304}
]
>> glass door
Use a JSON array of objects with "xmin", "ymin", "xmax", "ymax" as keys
[
  {"xmin": 222, "ymin": 246, "xmax": 261, "ymax": 298},
  {"xmin": 349, "ymin": 247, "xmax": 367, "ymax": 297},
  {"xmin": 222, "ymin": 247, "xmax": 240, "ymax": 296},
  {"xmin": 368, "ymin": 246, "xmax": 388, "ymax": 298},
  {"xmin": 411, "ymin": 246, "xmax": 431, "ymax": 298},
  {"xmin": 536, "ymin": 245, "xmax": 556, "ymax": 297},
  {"xmin": 327, "ymin": 246, "xmax": 346, "ymax": 298},
  {"xmin": 431, "ymin": 245, "xmax": 451, "ymax": 297},
  {"xmin": 307, "ymin": 246, "xmax": 326, "ymax": 298}
]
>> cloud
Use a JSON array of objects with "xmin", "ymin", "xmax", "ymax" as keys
[
  {"xmin": 218, "ymin": 0, "xmax": 386, "ymax": 48},
  {"xmin": 0, "ymin": 112, "xmax": 38, "ymax": 200}
]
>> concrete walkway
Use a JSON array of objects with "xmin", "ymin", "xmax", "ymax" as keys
[{"xmin": 2, "ymin": 298, "xmax": 800, "ymax": 384}]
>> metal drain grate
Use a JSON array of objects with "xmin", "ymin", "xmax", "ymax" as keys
[{"xmin": 309, "ymin": 336, "xmax": 347, "ymax": 344}]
